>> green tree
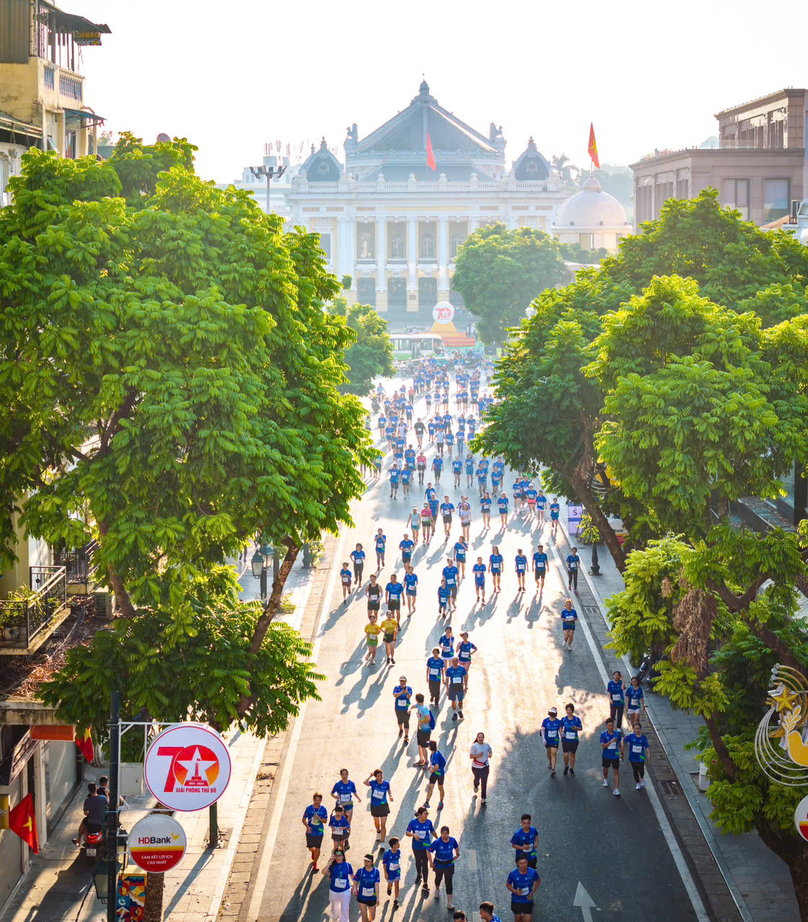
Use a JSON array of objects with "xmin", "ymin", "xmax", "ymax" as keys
[
  {"xmin": 452, "ymin": 224, "xmax": 566, "ymax": 344},
  {"xmin": 0, "ymin": 143, "xmax": 372, "ymax": 727},
  {"xmin": 551, "ymin": 153, "xmax": 579, "ymax": 190},
  {"xmin": 328, "ymin": 298, "xmax": 395, "ymax": 395}
]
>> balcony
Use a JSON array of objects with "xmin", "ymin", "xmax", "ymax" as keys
[
  {"xmin": 54, "ymin": 540, "xmax": 99, "ymax": 591},
  {"xmin": 0, "ymin": 567, "xmax": 70, "ymax": 655}
]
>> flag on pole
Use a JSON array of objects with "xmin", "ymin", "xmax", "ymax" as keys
[
  {"xmin": 76, "ymin": 728, "xmax": 94, "ymax": 763},
  {"xmin": 588, "ymin": 123, "xmax": 600, "ymax": 170},
  {"xmin": 426, "ymin": 132, "xmax": 436, "ymax": 171},
  {"xmin": 9, "ymin": 794, "xmax": 39, "ymax": 854}
]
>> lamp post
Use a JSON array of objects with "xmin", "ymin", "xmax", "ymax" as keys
[
  {"xmin": 249, "ymin": 162, "xmax": 287, "ymax": 215},
  {"xmin": 251, "ymin": 545, "xmax": 280, "ymax": 600}
]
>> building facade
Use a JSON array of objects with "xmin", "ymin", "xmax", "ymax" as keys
[
  {"xmin": 223, "ymin": 82, "xmax": 569, "ymax": 323},
  {"xmin": 631, "ymin": 88, "xmax": 807, "ymax": 230}
]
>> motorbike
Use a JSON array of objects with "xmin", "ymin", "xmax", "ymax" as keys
[
  {"xmin": 82, "ymin": 825, "xmax": 104, "ymax": 860},
  {"xmin": 635, "ymin": 649, "xmax": 666, "ymax": 686}
]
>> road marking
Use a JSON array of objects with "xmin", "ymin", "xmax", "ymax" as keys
[
  {"xmin": 467, "ymin": 847, "xmax": 478, "ymax": 871},
  {"xmin": 573, "ymin": 881, "xmax": 598, "ymax": 922},
  {"xmin": 246, "ymin": 524, "xmax": 348, "ymax": 922},
  {"xmin": 548, "ymin": 531, "xmax": 710, "ymax": 922}
]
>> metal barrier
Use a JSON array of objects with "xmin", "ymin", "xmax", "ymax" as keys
[{"xmin": 0, "ymin": 566, "xmax": 67, "ymax": 648}]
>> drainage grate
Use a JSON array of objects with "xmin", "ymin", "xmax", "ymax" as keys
[
  {"xmin": 582, "ymin": 606, "xmax": 600, "ymax": 615},
  {"xmin": 660, "ymin": 779, "xmax": 681, "ymax": 796}
]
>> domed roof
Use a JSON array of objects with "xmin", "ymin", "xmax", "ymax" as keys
[
  {"xmin": 555, "ymin": 176, "xmax": 628, "ymax": 229},
  {"xmin": 799, "ymin": 226, "xmax": 808, "ymax": 248}
]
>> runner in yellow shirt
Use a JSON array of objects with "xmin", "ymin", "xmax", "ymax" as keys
[
  {"xmin": 365, "ymin": 614, "xmax": 382, "ymax": 666},
  {"xmin": 381, "ymin": 613, "xmax": 399, "ymax": 665}
]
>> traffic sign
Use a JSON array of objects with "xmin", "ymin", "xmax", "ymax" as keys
[
  {"xmin": 128, "ymin": 813, "xmax": 187, "ymax": 872},
  {"xmin": 795, "ymin": 794, "xmax": 808, "ymax": 840},
  {"xmin": 144, "ymin": 724, "xmax": 231, "ymax": 812},
  {"xmin": 432, "ymin": 301, "xmax": 455, "ymax": 324}
]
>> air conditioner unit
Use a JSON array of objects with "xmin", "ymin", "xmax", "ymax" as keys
[{"xmin": 92, "ymin": 589, "xmax": 113, "ymax": 618}]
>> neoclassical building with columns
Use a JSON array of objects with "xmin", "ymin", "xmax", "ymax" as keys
[{"xmin": 226, "ymin": 81, "xmax": 569, "ymax": 322}]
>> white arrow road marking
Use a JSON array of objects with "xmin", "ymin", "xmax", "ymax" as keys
[{"xmin": 573, "ymin": 881, "xmax": 598, "ymax": 922}]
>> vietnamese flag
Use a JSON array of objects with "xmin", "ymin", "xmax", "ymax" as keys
[
  {"xmin": 426, "ymin": 132, "xmax": 436, "ymax": 171},
  {"xmin": 588, "ymin": 123, "xmax": 600, "ymax": 169},
  {"xmin": 76, "ymin": 728, "xmax": 94, "ymax": 763},
  {"xmin": 9, "ymin": 794, "xmax": 39, "ymax": 854}
]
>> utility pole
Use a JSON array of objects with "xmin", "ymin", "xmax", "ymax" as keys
[{"xmin": 107, "ymin": 690, "xmax": 120, "ymax": 922}]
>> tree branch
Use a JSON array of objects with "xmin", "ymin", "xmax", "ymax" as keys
[
  {"xmin": 99, "ymin": 387, "xmax": 139, "ymax": 456},
  {"xmin": 704, "ymin": 715, "xmax": 737, "ymax": 781},
  {"xmin": 97, "ymin": 520, "xmax": 137, "ymax": 620}
]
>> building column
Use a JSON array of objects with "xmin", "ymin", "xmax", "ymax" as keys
[
  {"xmin": 376, "ymin": 216, "xmax": 387, "ymax": 291},
  {"xmin": 407, "ymin": 215, "xmax": 418, "ymax": 291},
  {"xmin": 338, "ymin": 216, "xmax": 356, "ymax": 289},
  {"xmin": 468, "ymin": 214, "xmax": 479, "ymax": 233},
  {"xmin": 438, "ymin": 215, "xmax": 449, "ymax": 296}
]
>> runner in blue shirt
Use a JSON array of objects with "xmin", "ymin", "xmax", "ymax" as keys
[
  {"xmin": 329, "ymin": 805, "xmax": 351, "ymax": 853},
  {"xmin": 399, "ymin": 533, "xmax": 415, "ymax": 566},
  {"xmin": 458, "ymin": 632, "xmax": 477, "ymax": 673},
  {"xmin": 385, "ymin": 574, "xmax": 404, "ymax": 623},
  {"xmin": 425, "ymin": 741, "xmax": 448, "ymax": 808},
  {"xmin": 428, "ymin": 419, "xmax": 436, "ymax": 442},
  {"xmin": 626, "ymin": 722, "xmax": 651, "ymax": 791},
  {"xmin": 377, "ymin": 414, "xmax": 387, "ymax": 435},
  {"xmin": 331, "ymin": 769, "xmax": 361, "ymax": 826},
  {"xmin": 506, "ymin": 856, "xmax": 541, "ymax": 921},
  {"xmin": 442, "ymin": 558, "xmax": 459, "ymax": 611},
  {"xmin": 340, "ymin": 562, "xmax": 353, "ymax": 602},
  {"xmin": 514, "ymin": 549, "xmax": 528, "ymax": 592},
  {"xmin": 445, "ymin": 429, "xmax": 455, "ymax": 458},
  {"xmin": 473, "ymin": 558, "xmax": 487, "ymax": 603},
  {"xmin": 566, "ymin": 547, "xmax": 581, "ymax": 593},
  {"xmin": 452, "ymin": 457, "xmax": 463, "ymax": 488},
  {"xmin": 478, "ymin": 900, "xmax": 502, "ymax": 922},
  {"xmin": 536, "ymin": 490, "xmax": 547, "ymax": 524},
  {"xmin": 549, "ymin": 498, "xmax": 560, "ymax": 537},
  {"xmin": 512, "ymin": 478, "xmax": 524, "ymax": 515},
  {"xmin": 607, "ymin": 670, "xmax": 625, "ymax": 728},
  {"xmin": 491, "ymin": 467, "xmax": 502, "ymax": 493},
  {"xmin": 445, "ymin": 657, "xmax": 468, "ymax": 721},
  {"xmin": 532, "ymin": 544, "xmax": 548, "ymax": 593},
  {"xmin": 382, "ymin": 837, "xmax": 402, "ymax": 908},
  {"xmin": 437, "ymin": 579, "xmax": 450, "ymax": 618},
  {"xmin": 525, "ymin": 485, "xmax": 538, "ymax": 520},
  {"xmin": 432, "ymin": 455, "xmax": 443, "ymax": 482},
  {"xmin": 453, "ymin": 537, "xmax": 468, "ymax": 578},
  {"xmin": 626, "ymin": 676, "xmax": 646, "ymax": 725},
  {"xmin": 440, "ymin": 498, "xmax": 455, "ymax": 539},
  {"xmin": 426, "ymin": 647, "xmax": 445, "ymax": 706},
  {"xmin": 428, "ymin": 825, "xmax": 460, "ymax": 910},
  {"xmin": 465, "ymin": 455, "xmax": 475, "ymax": 488},
  {"xmin": 350, "ymin": 543, "xmax": 365, "ymax": 587},
  {"xmin": 497, "ymin": 491, "xmax": 509, "ymax": 527},
  {"xmin": 489, "ymin": 546, "xmax": 503, "ymax": 592},
  {"xmin": 561, "ymin": 703, "xmax": 582, "ymax": 775},
  {"xmin": 374, "ymin": 530, "xmax": 387, "ymax": 569},
  {"xmin": 406, "ymin": 807, "xmax": 435, "ymax": 894},
  {"xmin": 364, "ymin": 768, "xmax": 394, "ymax": 841},
  {"xmin": 561, "ymin": 599, "xmax": 578, "ymax": 650},
  {"xmin": 353, "ymin": 855, "xmax": 380, "ymax": 910},
  {"xmin": 302, "ymin": 794, "xmax": 328, "ymax": 870},
  {"xmin": 476, "ymin": 463, "xmax": 487, "ymax": 497},
  {"xmin": 601, "ymin": 717, "xmax": 623, "ymax": 795},
  {"xmin": 541, "ymin": 706, "xmax": 562, "ymax": 776},
  {"xmin": 400, "ymin": 464, "xmax": 412, "ymax": 498},
  {"xmin": 456, "ymin": 429, "xmax": 465, "ymax": 458},
  {"xmin": 438, "ymin": 626, "xmax": 454, "ymax": 662},
  {"xmin": 405, "ymin": 446, "xmax": 416, "ymax": 468},
  {"xmin": 404, "ymin": 565, "xmax": 418, "ymax": 615},
  {"xmin": 510, "ymin": 814, "xmax": 538, "ymax": 868},
  {"xmin": 321, "ymin": 849, "xmax": 353, "ymax": 916}
]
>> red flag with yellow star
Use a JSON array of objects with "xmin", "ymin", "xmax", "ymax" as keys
[
  {"xmin": 9, "ymin": 794, "xmax": 39, "ymax": 854},
  {"xmin": 76, "ymin": 728, "xmax": 94, "ymax": 763},
  {"xmin": 588, "ymin": 123, "xmax": 600, "ymax": 170},
  {"xmin": 426, "ymin": 132, "xmax": 436, "ymax": 172}
]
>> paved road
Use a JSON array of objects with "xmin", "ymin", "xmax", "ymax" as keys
[{"xmin": 254, "ymin": 376, "xmax": 701, "ymax": 922}]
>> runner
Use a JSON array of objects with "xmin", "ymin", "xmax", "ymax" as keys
[
  {"xmin": 424, "ymin": 740, "xmax": 447, "ymax": 807},
  {"xmin": 406, "ymin": 806, "xmax": 435, "ymax": 894},
  {"xmin": 366, "ymin": 573, "xmax": 382, "ymax": 614},
  {"xmin": 302, "ymin": 793, "xmax": 328, "ymax": 870},
  {"xmin": 457, "ymin": 632, "xmax": 477, "ymax": 673},
  {"xmin": 429, "ymin": 825, "xmax": 460, "ymax": 910},
  {"xmin": 456, "ymin": 427, "xmax": 465, "ymax": 458},
  {"xmin": 514, "ymin": 548, "xmax": 527, "ymax": 592},
  {"xmin": 436, "ymin": 425, "xmax": 445, "ymax": 457},
  {"xmin": 445, "ymin": 656, "xmax": 468, "ymax": 721},
  {"xmin": 426, "ymin": 483, "xmax": 439, "ymax": 523},
  {"xmin": 364, "ymin": 613, "xmax": 381, "ymax": 666},
  {"xmin": 626, "ymin": 675, "xmax": 646, "ymax": 727},
  {"xmin": 392, "ymin": 676, "xmax": 412, "ymax": 741},
  {"xmin": 452, "ymin": 456, "xmax": 463, "ymax": 489},
  {"xmin": 477, "ymin": 460, "xmax": 487, "ymax": 497},
  {"xmin": 414, "ymin": 418, "xmax": 426, "ymax": 449},
  {"xmin": 507, "ymin": 856, "xmax": 541, "ymax": 922},
  {"xmin": 536, "ymin": 489, "xmax": 547, "ymax": 525},
  {"xmin": 453, "ymin": 536, "xmax": 468, "ymax": 579},
  {"xmin": 340, "ymin": 561, "xmax": 353, "ymax": 602},
  {"xmin": 404, "ymin": 564, "xmax": 418, "ymax": 615},
  {"xmin": 608, "ymin": 671, "xmax": 625, "ymax": 728},
  {"xmin": 329, "ymin": 804, "xmax": 351, "ymax": 854},
  {"xmin": 389, "ymin": 463, "xmax": 400, "ymax": 500},
  {"xmin": 440, "ymin": 496, "xmax": 455, "ymax": 539},
  {"xmin": 561, "ymin": 704, "xmax": 582, "ymax": 776},
  {"xmin": 625, "ymin": 721, "xmax": 651, "ymax": 791},
  {"xmin": 353, "ymin": 853, "xmax": 380, "ymax": 921},
  {"xmin": 427, "ymin": 417, "xmax": 436, "ymax": 444},
  {"xmin": 374, "ymin": 530, "xmax": 387, "ymax": 570},
  {"xmin": 385, "ymin": 574, "xmax": 404, "ymax": 625},
  {"xmin": 381, "ymin": 611, "xmax": 399, "ymax": 664},
  {"xmin": 458, "ymin": 495, "xmax": 472, "ymax": 542},
  {"xmin": 473, "ymin": 557, "xmax": 487, "ymax": 603},
  {"xmin": 322, "ymin": 848, "xmax": 353, "ymax": 922},
  {"xmin": 409, "ymin": 507, "xmax": 421, "ymax": 546},
  {"xmin": 331, "ymin": 769, "xmax": 361, "ymax": 829},
  {"xmin": 401, "ymin": 464, "xmax": 412, "ymax": 499},
  {"xmin": 399, "ymin": 532, "xmax": 414, "ymax": 568},
  {"xmin": 443, "ymin": 557, "xmax": 460, "ymax": 611},
  {"xmin": 362, "ymin": 768, "xmax": 393, "ymax": 843},
  {"xmin": 532, "ymin": 544, "xmax": 548, "ymax": 593},
  {"xmin": 445, "ymin": 428, "xmax": 455, "ymax": 458},
  {"xmin": 549, "ymin": 497, "xmax": 560, "ymax": 538},
  {"xmin": 512, "ymin": 478, "xmax": 524, "ymax": 516},
  {"xmin": 489, "ymin": 545, "xmax": 503, "ymax": 592},
  {"xmin": 525, "ymin": 482, "xmax": 538, "ymax": 520},
  {"xmin": 566, "ymin": 546, "xmax": 581, "ymax": 593},
  {"xmin": 498, "ymin": 491, "xmax": 509, "ymax": 527},
  {"xmin": 465, "ymin": 454, "xmax": 475, "ymax": 489},
  {"xmin": 351, "ymin": 543, "xmax": 366, "ymax": 587},
  {"xmin": 416, "ymin": 449, "xmax": 427, "ymax": 485},
  {"xmin": 601, "ymin": 717, "xmax": 623, "ymax": 796},
  {"xmin": 439, "ymin": 625, "xmax": 455, "ymax": 665},
  {"xmin": 561, "ymin": 598, "xmax": 578, "ymax": 650},
  {"xmin": 469, "ymin": 731, "xmax": 492, "ymax": 805},
  {"xmin": 421, "ymin": 500, "xmax": 434, "ymax": 542},
  {"xmin": 432, "ymin": 454, "xmax": 443, "ymax": 483},
  {"xmin": 426, "ymin": 647, "xmax": 445, "ymax": 706},
  {"xmin": 541, "ymin": 707, "xmax": 562, "ymax": 777},
  {"xmin": 479, "ymin": 901, "xmax": 503, "ymax": 922},
  {"xmin": 438, "ymin": 578, "xmax": 450, "ymax": 618},
  {"xmin": 382, "ymin": 838, "xmax": 402, "ymax": 908},
  {"xmin": 510, "ymin": 814, "xmax": 538, "ymax": 868}
]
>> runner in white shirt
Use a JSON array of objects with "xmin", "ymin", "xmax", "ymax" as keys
[{"xmin": 469, "ymin": 731, "xmax": 493, "ymax": 805}]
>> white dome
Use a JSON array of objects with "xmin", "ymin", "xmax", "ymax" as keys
[
  {"xmin": 799, "ymin": 226, "xmax": 808, "ymax": 247},
  {"xmin": 555, "ymin": 176, "xmax": 628, "ymax": 229}
]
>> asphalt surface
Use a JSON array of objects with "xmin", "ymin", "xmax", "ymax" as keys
[{"xmin": 256, "ymin": 374, "xmax": 700, "ymax": 922}]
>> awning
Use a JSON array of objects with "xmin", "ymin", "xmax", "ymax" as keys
[
  {"xmin": 63, "ymin": 107, "xmax": 106, "ymax": 126},
  {"xmin": 48, "ymin": 9, "xmax": 111, "ymax": 36}
]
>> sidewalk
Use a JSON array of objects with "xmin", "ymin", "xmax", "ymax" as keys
[
  {"xmin": 1, "ymin": 556, "xmax": 318, "ymax": 922},
  {"xmin": 558, "ymin": 501, "xmax": 800, "ymax": 922}
]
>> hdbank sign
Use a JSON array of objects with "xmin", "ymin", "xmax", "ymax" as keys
[
  {"xmin": 128, "ymin": 813, "xmax": 187, "ymax": 872},
  {"xmin": 144, "ymin": 723, "xmax": 232, "ymax": 812}
]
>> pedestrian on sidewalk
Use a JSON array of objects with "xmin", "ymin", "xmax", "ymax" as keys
[
  {"xmin": 406, "ymin": 806, "xmax": 435, "ymax": 894},
  {"xmin": 375, "ymin": 530, "xmax": 387, "ymax": 570},
  {"xmin": 549, "ymin": 498, "xmax": 560, "ymax": 538},
  {"xmin": 323, "ymin": 848, "xmax": 353, "ymax": 921},
  {"xmin": 351, "ymin": 543, "xmax": 366, "ymax": 587},
  {"xmin": 626, "ymin": 675, "xmax": 646, "ymax": 727},
  {"xmin": 340, "ymin": 562, "xmax": 353, "ymax": 603},
  {"xmin": 561, "ymin": 704, "xmax": 582, "ymax": 775},
  {"xmin": 510, "ymin": 814, "xmax": 538, "ymax": 868},
  {"xmin": 427, "ymin": 647, "xmax": 445, "ymax": 706},
  {"xmin": 429, "ymin": 825, "xmax": 460, "ymax": 910},
  {"xmin": 601, "ymin": 717, "xmax": 623, "ymax": 796},
  {"xmin": 541, "ymin": 707, "xmax": 562, "ymax": 776},
  {"xmin": 412, "ymin": 694, "xmax": 433, "ymax": 766},
  {"xmin": 393, "ymin": 677, "xmax": 412, "ymax": 742},
  {"xmin": 506, "ymin": 856, "xmax": 541, "ymax": 922},
  {"xmin": 424, "ymin": 741, "xmax": 447, "ymax": 809},
  {"xmin": 561, "ymin": 599, "xmax": 578, "ymax": 650},
  {"xmin": 625, "ymin": 722, "xmax": 650, "ymax": 790},
  {"xmin": 469, "ymin": 731, "xmax": 492, "ymax": 804},
  {"xmin": 608, "ymin": 671, "xmax": 625, "ymax": 728},
  {"xmin": 445, "ymin": 656, "xmax": 468, "ymax": 721},
  {"xmin": 364, "ymin": 614, "xmax": 381, "ymax": 666},
  {"xmin": 566, "ymin": 547, "xmax": 581, "ymax": 593},
  {"xmin": 382, "ymin": 838, "xmax": 402, "ymax": 908},
  {"xmin": 353, "ymin": 853, "xmax": 380, "ymax": 921},
  {"xmin": 302, "ymin": 793, "xmax": 328, "ymax": 870},
  {"xmin": 489, "ymin": 545, "xmax": 503, "ymax": 592},
  {"xmin": 364, "ymin": 769, "xmax": 394, "ymax": 842}
]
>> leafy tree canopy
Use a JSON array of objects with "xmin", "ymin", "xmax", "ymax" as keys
[{"xmin": 328, "ymin": 298, "xmax": 395, "ymax": 395}]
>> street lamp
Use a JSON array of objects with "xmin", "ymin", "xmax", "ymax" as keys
[
  {"xmin": 249, "ymin": 162, "xmax": 287, "ymax": 215},
  {"xmin": 250, "ymin": 544, "xmax": 280, "ymax": 600}
]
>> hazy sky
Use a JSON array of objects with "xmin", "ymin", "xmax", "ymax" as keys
[{"xmin": 76, "ymin": 0, "xmax": 807, "ymax": 183}]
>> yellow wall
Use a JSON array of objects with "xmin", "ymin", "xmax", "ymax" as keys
[{"xmin": 0, "ymin": 59, "xmax": 40, "ymax": 126}]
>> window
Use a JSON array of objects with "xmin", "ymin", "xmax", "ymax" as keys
[
  {"xmin": 357, "ymin": 277, "xmax": 376, "ymax": 306},
  {"xmin": 578, "ymin": 233, "xmax": 593, "ymax": 250},
  {"xmin": 388, "ymin": 225, "xmax": 406, "ymax": 260},
  {"xmin": 722, "ymin": 179, "xmax": 749, "ymax": 220},
  {"xmin": 418, "ymin": 277, "xmax": 437, "ymax": 310},
  {"xmin": 318, "ymin": 233, "xmax": 331, "ymax": 261},
  {"xmin": 676, "ymin": 177, "xmax": 689, "ymax": 199},
  {"xmin": 388, "ymin": 276, "xmax": 406, "ymax": 307},
  {"xmin": 419, "ymin": 229, "xmax": 436, "ymax": 260},
  {"xmin": 764, "ymin": 179, "xmax": 790, "ymax": 223},
  {"xmin": 356, "ymin": 222, "xmax": 375, "ymax": 260},
  {"xmin": 64, "ymin": 129, "xmax": 77, "ymax": 159}
]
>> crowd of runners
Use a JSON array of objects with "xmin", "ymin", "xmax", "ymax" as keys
[{"xmin": 304, "ymin": 356, "xmax": 651, "ymax": 922}]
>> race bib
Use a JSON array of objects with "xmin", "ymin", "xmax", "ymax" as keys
[
  {"xmin": 612, "ymin": 693, "xmax": 622, "ymax": 702},
  {"xmin": 388, "ymin": 861, "xmax": 399, "ymax": 872},
  {"xmin": 565, "ymin": 731, "xmax": 577, "ymax": 740},
  {"xmin": 396, "ymin": 698, "xmax": 408, "ymax": 708},
  {"xmin": 632, "ymin": 744, "xmax": 643, "ymax": 754},
  {"xmin": 334, "ymin": 878, "xmax": 348, "ymax": 890},
  {"xmin": 372, "ymin": 789, "xmax": 384, "ymax": 800},
  {"xmin": 452, "ymin": 675, "xmax": 463, "ymax": 684},
  {"xmin": 519, "ymin": 886, "xmax": 530, "ymax": 896},
  {"xmin": 339, "ymin": 793, "xmax": 352, "ymax": 804},
  {"xmin": 546, "ymin": 729, "xmax": 558, "ymax": 738},
  {"xmin": 414, "ymin": 829, "xmax": 425, "ymax": 839},
  {"xmin": 429, "ymin": 669, "xmax": 440, "ymax": 679},
  {"xmin": 361, "ymin": 886, "xmax": 375, "ymax": 898}
]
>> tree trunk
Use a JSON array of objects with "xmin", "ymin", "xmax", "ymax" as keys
[
  {"xmin": 236, "ymin": 539, "xmax": 301, "ymax": 718},
  {"xmin": 97, "ymin": 520, "xmax": 137, "ymax": 620},
  {"xmin": 143, "ymin": 870, "xmax": 164, "ymax": 922},
  {"xmin": 567, "ymin": 469, "xmax": 627, "ymax": 573},
  {"xmin": 703, "ymin": 715, "xmax": 736, "ymax": 780}
]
